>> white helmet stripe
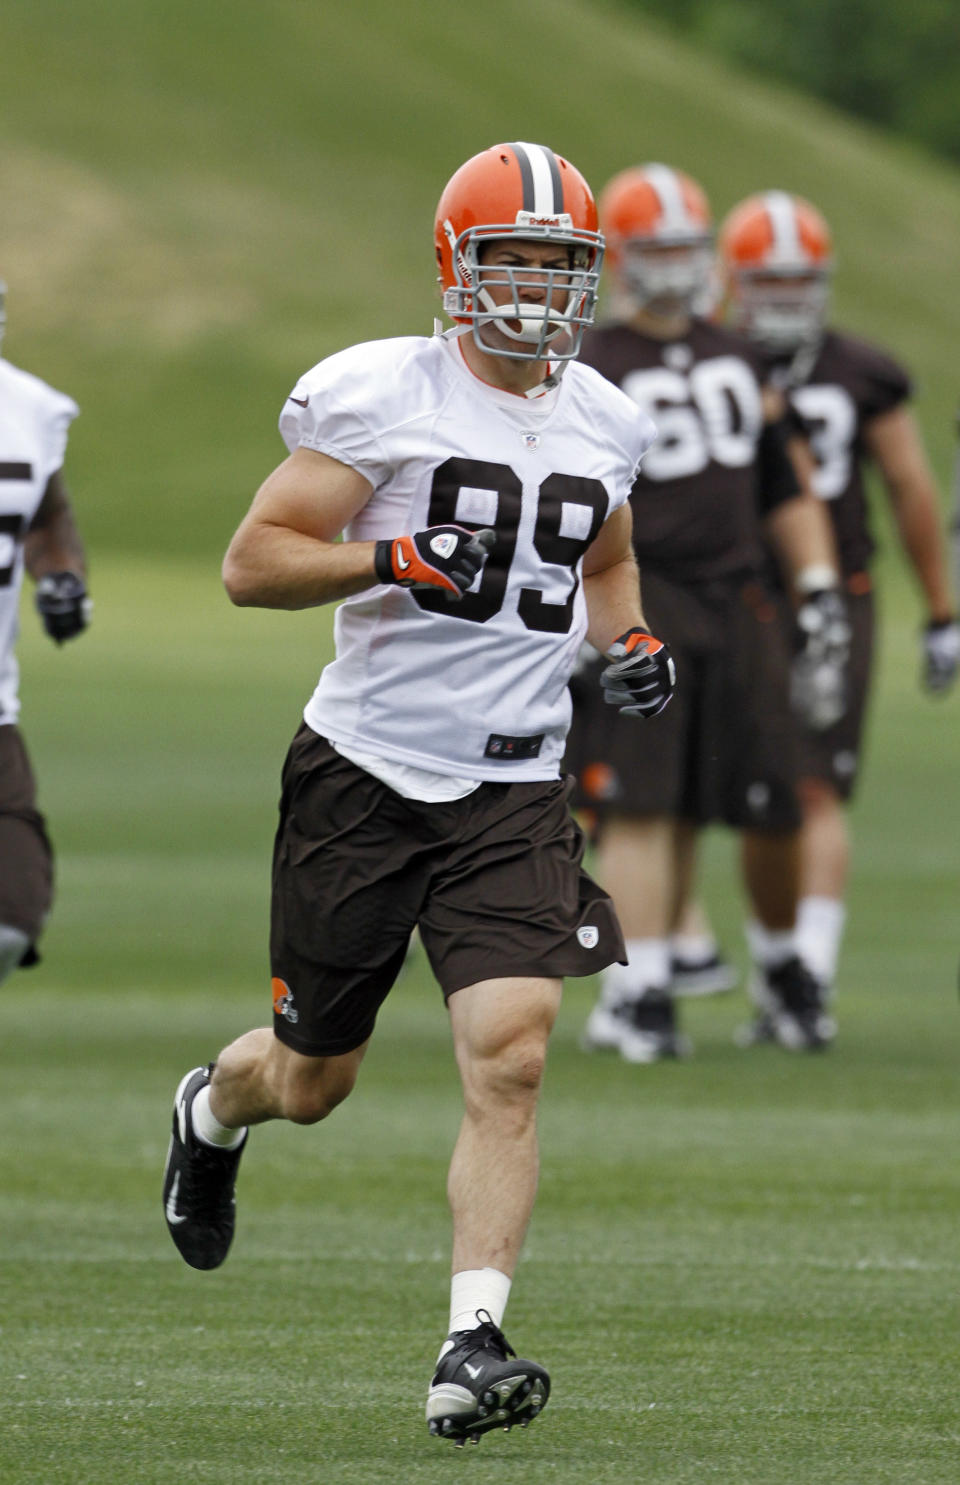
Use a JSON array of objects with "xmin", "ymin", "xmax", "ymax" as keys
[
  {"xmin": 512, "ymin": 141, "xmax": 563, "ymax": 214},
  {"xmin": 644, "ymin": 163, "xmax": 695, "ymax": 234},
  {"xmin": 762, "ymin": 190, "xmax": 804, "ymax": 264}
]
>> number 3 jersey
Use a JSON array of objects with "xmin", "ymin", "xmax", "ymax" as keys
[
  {"xmin": 279, "ymin": 332, "xmax": 654, "ymax": 782},
  {"xmin": 0, "ymin": 359, "xmax": 78, "ymax": 725},
  {"xmin": 768, "ymin": 329, "xmax": 912, "ymax": 577},
  {"xmin": 579, "ymin": 317, "xmax": 771, "ymax": 587}
]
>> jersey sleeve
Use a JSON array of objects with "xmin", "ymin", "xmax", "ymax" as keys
[
  {"xmin": 35, "ymin": 386, "xmax": 78, "ymax": 485},
  {"xmin": 867, "ymin": 346, "xmax": 915, "ymax": 418},
  {"xmin": 278, "ymin": 346, "xmax": 397, "ymax": 489},
  {"xmin": 857, "ymin": 342, "xmax": 913, "ymax": 422}
]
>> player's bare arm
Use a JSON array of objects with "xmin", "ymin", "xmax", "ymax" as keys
[
  {"xmin": 581, "ymin": 502, "xmax": 648, "ymax": 651},
  {"xmin": 763, "ymin": 482, "xmax": 840, "ymax": 598},
  {"xmin": 223, "ymin": 447, "xmax": 378, "ymax": 609},
  {"xmin": 25, "ymin": 470, "xmax": 91, "ymax": 645},
  {"xmin": 224, "ymin": 446, "xmax": 494, "ymax": 610},
  {"xmin": 582, "ymin": 502, "xmax": 675, "ymax": 720},
  {"xmin": 865, "ymin": 405, "xmax": 955, "ymax": 622},
  {"xmin": 25, "ymin": 470, "xmax": 86, "ymax": 579}
]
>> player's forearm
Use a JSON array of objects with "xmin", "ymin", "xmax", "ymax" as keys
[
  {"xmin": 222, "ymin": 522, "xmax": 378, "ymax": 609},
  {"xmin": 25, "ymin": 475, "xmax": 87, "ymax": 580},
  {"xmin": 764, "ymin": 492, "xmax": 839, "ymax": 599},
  {"xmin": 25, "ymin": 516, "xmax": 86, "ymax": 581},
  {"xmin": 888, "ymin": 483, "xmax": 955, "ymax": 621},
  {"xmin": 583, "ymin": 552, "xmax": 648, "ymax": 654}
]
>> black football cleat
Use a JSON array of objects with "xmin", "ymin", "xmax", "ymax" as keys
[
  {"xmin": 426, "ymin": 1312, "xmax": 550, "ymax": 1445},
  {"xmin": 162, "ymin": 1065, "xmax": 247, "ymax": 1269},
  {"xmin": 582, "ymin": 986, "xmax": 690, "ymax": 1063},
  {"xmin": 744, "ymin": 955, "xmax": 835, "ymax": 1051}
]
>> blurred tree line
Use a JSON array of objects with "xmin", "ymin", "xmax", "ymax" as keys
[{"xmin": 626, "ymin": 0, "xmax": 960, "ymax": 163}]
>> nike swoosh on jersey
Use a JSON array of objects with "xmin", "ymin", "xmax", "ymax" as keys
[
  {"xmin": 165, "ymin": 1171, "xmax": 188, "ymax": 1225},
  {"xmin": 288, "ymin": 394, "xmax": 309, "ymax": 407}
]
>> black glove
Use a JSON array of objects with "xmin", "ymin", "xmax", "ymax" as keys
[
  {"xmin": 601, "ymin": 628, "xmax": 676, "ymax": 718},
  {"xmin": 791, "ymin": 587, "xmax": 850, "ymax": 730},
  {"xmin": 922, "ymin": 618, "xmax": 960, "ymax": 693},
  {"xmin": 374, "ymin": 525, "xmax": 495, "ymax": 599},
  {"xmin": 34, "ymin": 571, "xmax": 91, "ymax": 644}
]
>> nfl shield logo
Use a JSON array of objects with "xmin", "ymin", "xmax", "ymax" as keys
[
  {"xmin": 522, "ymin": 432, "xmax": 540, "ymax": 451},
  {"xmin": 577, "ymin": 925, "xmax": 599, "ymax": 950}
]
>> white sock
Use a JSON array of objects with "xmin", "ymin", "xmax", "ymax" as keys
[
  {"xmin": 436, "ymin": 1268, "xmax": 512, "ymax": 1361},
  {"xmin": 670, "ymin": 931, "xmax": 717, "ymax": 963},
  {"xmin": 745, "ymin": 920, "xmax": 798, "ymax": 969},
  {"xmin": 0, "ymin": 923, "xmax": 31, "ymax": 985},
  {"xmin": 191, "ymin": 1084, "xmax": 247, "ymax": 1150},
  {"xmin": 601, "ymin": 939, "xmax": 671, "ymax": 1005},
  {"xmin": 796, "ymin": 896, "xmax": 846, "ymax": 987}
]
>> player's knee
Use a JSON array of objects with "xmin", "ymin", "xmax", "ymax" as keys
[
  {"xmin": 0, "ymin": 924, "xmax": 31, "ymax": 985},
  {"xmin": 798, "ymin": 775, "xmax": 841, "ymax": 813},
  {"xmin": 482, "ymin": 1030, "xmax": 550, "ymax": 1107}
]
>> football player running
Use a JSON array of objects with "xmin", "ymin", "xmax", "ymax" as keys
[
  {"xmin": 0, "ymin": 278, "xmax": 90, "ymax": 985},
  {"xmin": 161, "ymin": 142, "xmax": 674, "ymax": 1446},
  {"xmin": 565, "ymin": 164, "xmax": 848, "ymax": 1062},
  {"xmin": 717, "ymin": 191, "xmax": 959, "ymax": 1024}
]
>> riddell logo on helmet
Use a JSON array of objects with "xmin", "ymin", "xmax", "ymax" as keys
[{"xmin": 515, "ymin": 210, "xmax": 574, "ymax": 231}]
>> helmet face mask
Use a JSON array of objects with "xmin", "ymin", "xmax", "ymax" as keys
[
  {"xmin": 617, "ymin": 239, "xmax": 714, "ymax": 314},
  {"xmin": 435, "ymin": 143, "xmax": 603, "ymax": 363},
  {"xmin": 730, "ymin": 268, "xmax": 831, "ymax": 354}
]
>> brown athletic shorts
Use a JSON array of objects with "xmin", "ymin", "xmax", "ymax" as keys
[
  {"xmin": 269, "ymin": 725, "xmax": 626, "ymax": 1056},
  {"xmin": 565, "ymin": 570, "xmax": 801, "ymax": 832},
  {"xmin": 795, "ymin": 583, "xmax": 875, "ymax": 799},
  {"xmin": 0, "ymin": 725, "xmax": 53, "ymax": 947}
]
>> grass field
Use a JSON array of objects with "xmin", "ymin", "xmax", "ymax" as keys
[
  {"xmin": 1, "ymin": 1, "xmax": 959, "ymax": 1479},
  {"xmin": 1, "ymin": 560, "xmax": 958, "ymax": 1484}
]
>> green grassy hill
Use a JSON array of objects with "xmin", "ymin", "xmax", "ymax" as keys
[{"xmin": 2, "ymin": 0, "xmax": 959, "ymax": 567}]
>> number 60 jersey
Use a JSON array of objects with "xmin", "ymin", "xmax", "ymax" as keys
[
  {"xmin": 578, "ymin": 317, "xmax": 772, "ymax": 586},
  {"xmin": 279, "ymin": 332, "xmax": 654, "ymax": 782}
]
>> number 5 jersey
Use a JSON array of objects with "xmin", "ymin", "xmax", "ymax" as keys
[{"xmin": 278, "ymin": 331, "xmax": 655, "ymax": 782}]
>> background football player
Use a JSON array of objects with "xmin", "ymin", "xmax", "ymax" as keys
[
  {"xmin": 0, "ymin": 277, "xmax": 90, "ymax": 986},
  {"xmin": 160, "ymin": 142, "xmax": 675, "ymax": 1447},
  {"xmin": 565, "ymin": 163, "xmax": 849, "ymax": 1062},
  {"xmin": 716, "ymin": 190, "xmax": 959, "ymax": 1019}
]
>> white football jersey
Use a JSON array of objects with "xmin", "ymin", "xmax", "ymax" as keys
[
  {"xmin": 0, "ymin": 359, "xmax": 78, "ymax": 724},
  {"xmin": 280, "ymin": 332, "xmax": 654, "ymax": 780}
]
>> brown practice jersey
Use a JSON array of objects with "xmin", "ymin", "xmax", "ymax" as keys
[
  {"xmin": 770, "ymin": 329, "xmax": 912, "ymax": 577},
  {"xmin": 578, "ymin": 318, "xmax": 771, "ymax": 586}
]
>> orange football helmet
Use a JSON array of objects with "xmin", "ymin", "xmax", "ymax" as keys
[
  {"xmin": 718, "ymin": 191, "xmax": 833, "ymax": 352},
  {"xmin": 599, "ymin": 164, "xmax": 714, "ymax": 311},
  {"xmin": 434, "ymin": 142, "xmax": 603, "ymax": 362}
]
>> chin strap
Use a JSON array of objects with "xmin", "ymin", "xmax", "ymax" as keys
[{"xmin": 523, "ymin": 364, "xmax": 565, "ymax": 397}]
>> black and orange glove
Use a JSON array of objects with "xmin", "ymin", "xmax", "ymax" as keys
[
  {"xmin": 374, "ymin": 525, "xmax": 495, "ymax": 599},
  {"xmin": 601, "ymin": 628, "xmax": 676, "ymax": 718}
]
